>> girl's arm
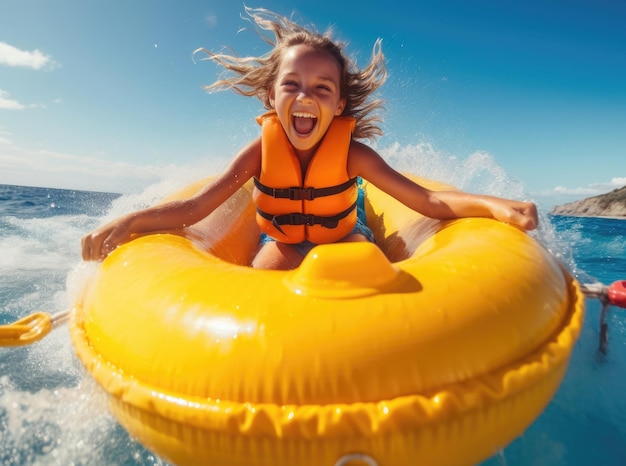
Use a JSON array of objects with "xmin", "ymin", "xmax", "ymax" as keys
[
  {"xmin": 348, "ymin": 141, "xmax": 538, "ymax": 230},
  {"xmin": 82, "ymin": 138, "xmax": 262, "ymax": 261}
]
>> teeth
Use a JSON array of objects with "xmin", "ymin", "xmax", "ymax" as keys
[{"xmin": 292, "ymin": 112, "xmax": 317, "ymax": 118}]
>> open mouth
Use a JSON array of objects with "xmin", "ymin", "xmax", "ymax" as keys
[{"xmin": 292, "ymin": 112, "xmax": 318, "ymax": 135}]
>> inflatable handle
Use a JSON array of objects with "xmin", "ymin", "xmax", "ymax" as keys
[
  {"xmin": 608, "ymin": 280, "xmax": 626, "ymax": 308},
  {"xmin": 0, "ymin": 310, "xmax": 70, "ymax": 347},
  {"xmin": 286, "ymin": 242, "xmax": 402, "ymax": 298},
  {"xmin": 0, "ymin": 312, "xmax": 52, "ymax": 347}
]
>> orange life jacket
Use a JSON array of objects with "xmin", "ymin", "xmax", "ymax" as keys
[{"xmin": 254, "ymin": 112, "xmax": 358, "ymax": 244}]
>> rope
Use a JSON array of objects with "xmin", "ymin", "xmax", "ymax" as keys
[
  {"xmin": 51, "ymin": 309, "xmax": 71, "ymax": 328},
  {"xmin": 579, "ymin": 282, "xmax": 608, "ymax": 301},
  {"xmin": 579, "ymin": 281, "xmax": 626, "ymax": 355}
]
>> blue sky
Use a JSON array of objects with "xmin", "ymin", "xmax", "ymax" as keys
[{"xmin": 1, "ymin": 0, "xmax": 624, "ymax": 207}]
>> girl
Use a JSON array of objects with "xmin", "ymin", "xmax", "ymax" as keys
[{"xmin": 82, "ymin": 7, "xmax": 537, "ymax": 270}]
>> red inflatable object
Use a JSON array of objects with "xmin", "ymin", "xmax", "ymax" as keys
[{"xmin": 608, "ymin": 280, "xmax": 626, "ymax": 308}]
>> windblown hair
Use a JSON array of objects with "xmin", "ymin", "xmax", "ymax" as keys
[{"xmin": 193, "ymin": 7, "xmax": 387, "ymax": 140}]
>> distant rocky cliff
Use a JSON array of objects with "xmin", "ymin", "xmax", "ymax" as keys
[{"xmin": 551, "ymin": 185, "xmax": 626, "ymax": 218}]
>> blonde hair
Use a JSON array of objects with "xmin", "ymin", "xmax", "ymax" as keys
[{"xmin": 194, "ymin": 7, "xmax": 387, "ymax": 140}]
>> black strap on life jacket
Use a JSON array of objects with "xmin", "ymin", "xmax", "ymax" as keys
[
  {"xmin": 256, "ymin": 201, "xmax": 358, "ymax": 235},
  {"xmin": 253, "ymin": 177, "xmax": 357, "ymax": 201}
]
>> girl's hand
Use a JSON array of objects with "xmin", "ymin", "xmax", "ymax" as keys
[
  {"xmin": 489, "ymin": 199, "xmax": 539, "ymax": 230},
  {"xmin": 81, "ymin": 217, "xmax": 134, "ymax": 261}
]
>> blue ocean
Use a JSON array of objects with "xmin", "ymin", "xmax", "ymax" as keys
[{"xmin": 1, "ymin": 156, "xmax": 625, "ymax": 465}]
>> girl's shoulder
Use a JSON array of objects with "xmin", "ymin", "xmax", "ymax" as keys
[
  {"xmin": 348, "ymin": 139, "xmax": 379, "ymax": 158},
  {"xmin": 347, "ymin": 140, "xmax": 386, "ymax": 178}
]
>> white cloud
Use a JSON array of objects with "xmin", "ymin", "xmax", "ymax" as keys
[
  {"xmin": 528, "ymin": 178, "xmax": 626, "ymax": 210},
  {"xmin": 609, "ymin": 177, "xmax": 626, "ymax": 187},
  {"xmin": 585, "ymin": 177, "xmax": 626, "ymax": 192},
  {"xmin": 0, "ymin": 136, "xmax": 226, "ymax": 193},
  {"xmin": 538, "ymin": 177, "xmax": 626, "ymax": 198},
  {"xmin": 0, "ymin": 138, "xmax": 164, "ymax": 192},
  {"xmin": 0, "ymin": 89, "xmax": 27, "ymax": 110},
  {"xmin": 0, "ymin": 41, "xmax": 59, "ymax": 70}
]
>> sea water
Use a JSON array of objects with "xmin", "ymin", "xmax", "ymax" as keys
[{"xmin": 1, "ymin": 149, "xmax": 625, "ymax": 465}]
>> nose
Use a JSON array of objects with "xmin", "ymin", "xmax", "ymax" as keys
[{"xmin": 296, "ymin": 88, "xmax": 313, "ymax": 103}]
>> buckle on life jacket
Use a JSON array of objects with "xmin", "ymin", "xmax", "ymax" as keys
[
  {"xmin": 254, "ymin": 178, "xmax": 357, "ymax": 201},
  {"xmin": 257, "ymin": 200, "xmax": 357, "ymax": 236},
  {"xmin": 289, "ymin": 187, "xmax": 314, "ymax": 201},
  {"xmin": 298, "ymin": 214, "xmax": 316, "ymax": 226},
  {"xmin": 282, "ymin": 213, "xmax": 339, "ymax": 229}
]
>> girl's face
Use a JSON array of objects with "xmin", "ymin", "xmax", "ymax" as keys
[{"xmin": 269, "ymin": 44, "xmax": 346, "ymax": 157}]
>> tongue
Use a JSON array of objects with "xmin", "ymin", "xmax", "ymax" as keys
[{"xmin": 294, "ymin": 116, "xmax": 316, "ymax": 134}]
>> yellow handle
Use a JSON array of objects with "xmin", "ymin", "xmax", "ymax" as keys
[{"xmin": 0, "ymin": 311, "xmax": 68, "ymax": 347}]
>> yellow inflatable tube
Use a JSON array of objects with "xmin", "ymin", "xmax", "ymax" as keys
[{"xmin": 70, "ymin": 176, "xmax": 584, "ymax": 466}]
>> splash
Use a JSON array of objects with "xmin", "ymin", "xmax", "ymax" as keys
[
  {"xmin": 0, "ymin": 374, "xmax": 166, "ymax": 465},
  {"xmin": 0, "ymin": 302, "xmax": 167, "ymax": 465},
  {"xmin": 380, "ymin": 141, "xmax": 527, "ymax": 197}
]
